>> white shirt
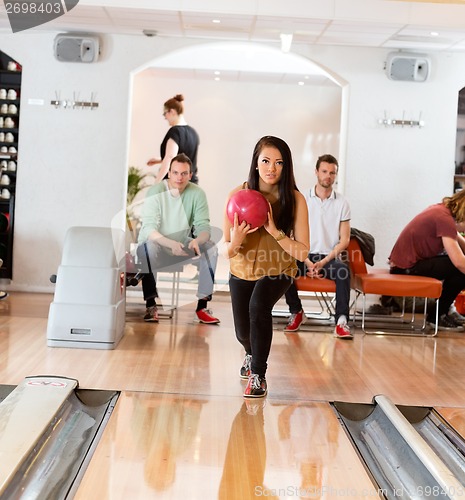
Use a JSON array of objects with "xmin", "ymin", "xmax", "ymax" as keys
[{"xmin": 305, "ymin": 187, "xmax": 351, "ymax": 255}]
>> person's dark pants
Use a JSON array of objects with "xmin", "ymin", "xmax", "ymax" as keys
[
  {"xmin": 137, "ymin": 240, "xmax": 217, "ymax": 304},
  {"xmin": 285, "ymin": 254, "xmax": 351, "ymax": 323},
  {"xmin": 229, "ymin": 273, "xmax": 293, "ymax": 378},
  {"xmin": 390, "ymin": 255, "xmax": 465, "ymax": 317}
]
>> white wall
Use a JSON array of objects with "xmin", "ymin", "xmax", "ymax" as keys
[
  {"xmin": 0, "ymin": 33, "xmax": 179, "ymax": 291},
  {"xmin": 0, "ymin": 31, "xmax": 464, "ymax": 291},
  {"xmin": 305, "ymin": 46, "xmax": 465, "ymax": 266}
]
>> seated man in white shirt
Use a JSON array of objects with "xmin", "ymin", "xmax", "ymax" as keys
[
  {"xmin": 137, "ymin": 153, "xmax": 219, "ymax": 324},
  {"xmin": 284, "ymin": 154, "xmax": 352, "ymax": 339}
]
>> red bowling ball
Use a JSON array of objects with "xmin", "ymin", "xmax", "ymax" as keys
[{"xmin": 226, "ymin": 189, "xmax": 269, "ymax": 229}]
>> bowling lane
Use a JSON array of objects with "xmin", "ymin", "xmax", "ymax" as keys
[
  {"xmin": 437, "ymin": 407, "xmax": 465, "ymax": 439},
  {"xmin": 75, "ymin": 392, "xmax": 380, "ymax": 499}
]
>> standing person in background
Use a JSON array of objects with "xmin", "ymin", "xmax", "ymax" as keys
[
  {"xmin": 283, "ymin": 154, "xmax": 352, "ymax": 340},
  {"xmin": 147, "ymin": 94, "xmax": 200, "ymax": 184},
  {"xmin": 223, "ymin": 136, "xmax": 309, "ymax": 398}
]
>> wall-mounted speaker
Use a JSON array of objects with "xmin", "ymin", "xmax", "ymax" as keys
[
  {"xmin": 385, "ymin": 52, "xmax": 431, "ymax": 82},
  {"xmin": 54, "ymin": 34, "xmax": 100, "ymax": 63}
]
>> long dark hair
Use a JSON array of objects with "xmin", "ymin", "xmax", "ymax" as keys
[{"xmin": 247, "ymin": 136, "xmax": 298, "ymax": 234}]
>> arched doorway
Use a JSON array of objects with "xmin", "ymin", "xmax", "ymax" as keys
[
  {"xmin": 127, "ymin": 42, "xmax": 345, "ymax": 283},
  {"xmin": 129, "ymin": 43, "xmax": 345, "ymax": 205}
]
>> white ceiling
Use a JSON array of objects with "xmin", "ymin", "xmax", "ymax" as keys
[
  {"xmin": 2, "ymin": 0, "xmax": 465, "ymax": 50},
  {"xmin": 2, "ymin": 0, "xmax": 465, "ymax": 84}
]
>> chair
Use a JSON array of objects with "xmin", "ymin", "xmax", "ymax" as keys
[
  {"xmin": 125, "ymin": 248, "xmax": 185, "ymax": 318},
  {"xmin": 157, "ymin": 262, "xmax": 185, "ymax": 312},
  {"xmin": 272, "ymin": 271, "xmax": 337, "ymax": 323},
  {"xmin": 294, "ymin": 275, "xmax": 336, "ymax": 320},
  {"xmin": 346, "ymin": 238, "xmax": 442, "ymax": 336}
]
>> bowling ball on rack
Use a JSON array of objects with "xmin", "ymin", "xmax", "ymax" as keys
[
  {"xmin": 0, "ymin": 213, "xmax": 8, "ymax": 233},
  {"xmin": 226, "ymin": 189, "xmax": 269, "ymax": 229}
]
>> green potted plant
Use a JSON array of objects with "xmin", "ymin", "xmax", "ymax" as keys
[{"xmin": 127, "ymin": 166, "xmax": 147, "ymax": 241}]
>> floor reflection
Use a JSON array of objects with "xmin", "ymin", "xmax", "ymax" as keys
[
  {"xmin": 131, "ymin": 394, "xmax": 205, "ymax": 493},
  {"xmin": 129, "ymin": 328, "xmax": 210, "ymax": 493},
  {"xmin": 219, "ymin": 400, "xmax": 273, "ymax": 499},
  {"xmin": 277, "ymin": 402, "xmax": 340, "ymax": 498}
]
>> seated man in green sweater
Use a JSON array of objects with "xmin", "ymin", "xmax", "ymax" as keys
[{"xmin": 137, "ymin": 153, "xmax": 220, "ymax": 324}]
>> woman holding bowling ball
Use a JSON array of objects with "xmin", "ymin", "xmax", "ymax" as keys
[{"xmin": 223, "ymin": 136, "xmax": 309, "ymax": 398}]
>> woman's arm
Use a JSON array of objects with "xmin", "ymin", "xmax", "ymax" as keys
[
  {"xmin": 443, "ymin": 236, "xmax": 465, "ymax": 274},
  {"xmin": 147, "ymin": 157, "xmax": 161, "ymax": 166},
  {"xmin": 154, "ymin": 138, "xmax": 179, "ymax": 183},
  {"xmin": 457, "ymin": 231, "xmax": 465, "ymax": 253},
  {"xmin": 265, "ymin": 190, "xmax": 309, "ymax": 261}
]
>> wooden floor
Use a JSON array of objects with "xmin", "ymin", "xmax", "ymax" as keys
[{"xmin": 2, "ymin": 291, "xmax": 465, "ymax": 498}]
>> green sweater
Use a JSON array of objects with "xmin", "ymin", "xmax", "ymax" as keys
[{"xmin": 137, "ymin": 180, "xmax": 211, "ymax": 245}]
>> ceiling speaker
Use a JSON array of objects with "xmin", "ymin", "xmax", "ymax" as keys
[
  {"xmin": 54, "ymin": 34, "xmax": 100, "ymax": 63},
  {"xmin": 386, "ymin": 52, "xmax": 431, "ymax": 82}
]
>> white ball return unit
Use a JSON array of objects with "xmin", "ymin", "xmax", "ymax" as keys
[{"xmin": 47, "ymin": 226, "xmax": 126, "ymax": 349}]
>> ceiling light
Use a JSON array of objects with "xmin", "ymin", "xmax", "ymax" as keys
[
  {"xmin": 430, "ymin": 31, "xmax": 439, "ymax": 37},
  {"xmin": 212, "ymin": 19, "xmax": 221, "ymax": 24},
  {"xmin": 214, "ymin": 71, "xmax": 220, "ymax": 75},
  {"xmin": 280, "ymin": 33, "xmax": 293, "ymax": 53},
  {"xmin": 298, "ymin": 81, "xmax": 304, "ymax": 86}
]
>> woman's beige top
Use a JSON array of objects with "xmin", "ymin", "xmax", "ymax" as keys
[{"xmin": 229, "ymin": 197, "xmax": 297, "ymax": 281}]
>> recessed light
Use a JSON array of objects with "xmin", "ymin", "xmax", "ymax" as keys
[
  {"xmin": 212, "ymin": 19, "xmax": 221, "ymax": 24},
  {"xmin": 214, "ymin": 77, "xmax": 220, "ymax": 81},
  {"xmin": 298, "ymin": 81, "xmax": 304, "ymax": 86},
  {"xmin": 430, "ymin": 31, "xmax": 439, "ymax": 37},
  {"xmin": 280, "ymin": 33, "xmax": 293, "ymax": 53},
  {"xmin": 214, "ymin": 71, "xmax": 220, "ymax": 75}
]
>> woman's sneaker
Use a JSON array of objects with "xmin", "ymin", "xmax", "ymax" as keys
[
  {"xmin": 244, "ymin": 374, "xmax": 267, "ymax": 398},
  {"xmin": 429, "ymin": 313, "xmax": 464, "ymax": 331},
  {"xmin": 240, "ymin": 353, "xmax": 252, "ymax": 379},
  {"xmin": 143, "ymin": 305, "xmax": 159, "ymax": 322}
]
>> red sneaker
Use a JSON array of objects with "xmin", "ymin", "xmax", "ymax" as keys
[
  {"xmin": 195, "ymin": 308, "xmax": 220, "ymax": 324},
  {"xmin": 244, "ymin": 374, "xmax": 267, "ymax": 398},
  {"xmin": 334, "ymin": 323, "xmax": 353, "ymax": 340},
  {"xmin": 284, "ymin": 309, "xmax": 306, "ymax": 332}
]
